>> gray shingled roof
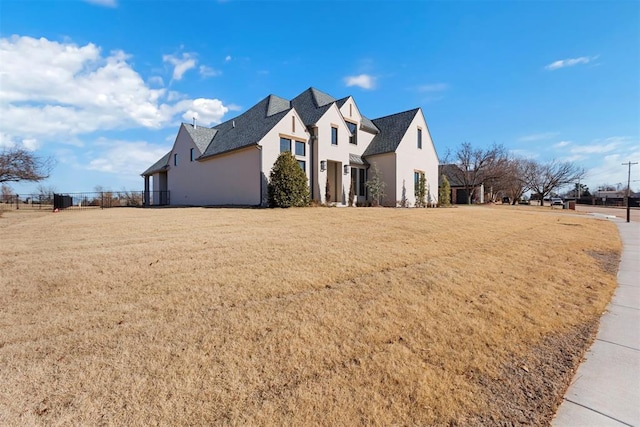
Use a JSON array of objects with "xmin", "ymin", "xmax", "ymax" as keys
[
  {"xmin": 291, "ymin": 88, "xmax": 336, "ymax": 126},
  {"xmin": 266, "ymin": 94, "xmax": 290, "ymax": 117},
  {"xmin": 336, "ymin": 96, "xmax": 379, "ymax": 134},
  {"xmin": 200, "ymin": 95, "xmax": 292, "ymax": 159},
  {"xmin": 362, "ymin": 108, "xmax": 419, "ymax": 157},
  {"xmin": 141, "ymin": 151, "xmax": 171, "ymax": 176},
  {"xmin": 439, "ymin": 164, "xmax": 467, "ymax": 187},
  {"xmin": 184, "ymin": 124, "xmax": 218, "ymax": 154}
]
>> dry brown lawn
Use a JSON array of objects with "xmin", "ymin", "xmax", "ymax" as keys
[{"xmin": 0, "ymin": 205, "xmax": 621, "ymax": 425}]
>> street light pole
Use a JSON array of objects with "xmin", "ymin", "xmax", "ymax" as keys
[{"xmin": 622, "ymin": 161, "xmax": 638, "ymax": 223}]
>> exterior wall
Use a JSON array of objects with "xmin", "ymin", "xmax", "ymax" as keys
[
  {"xmin": 167, "ymin": 126, "xmax": 261, "ymax": 205},
  {"xmin": 259, "ymin": 110, "xmax": 310, "ymax": 204},
  {"xmin": 314, "ymin": 103, "xmax": 365, "ymax": 204},
  {"xmin": 365, "ymin": 152, "xmax": 396, "ymax": 206},
  {"xmin": 394, "ymin": 110, "xmax": 440, "ymax": 206}
]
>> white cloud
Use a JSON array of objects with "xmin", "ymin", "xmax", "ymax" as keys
[
  {"xmin": 0, "ymin": 35, "xmax": 231, "ymax": 149},
  {"xmin": 83, "ymin": 0, "xmax": 117, "ymax": 7},
  {"xmin": 417, "ymin": 83, "xmax": 448, "ymax": 92},
  {"xmin": 162, "ymin": 52, "xmax": 197, "ymax": 81},
  {"xmin": 553, "ymin": 140, "xmax": 571, "ymax": 148},
  {"xmin": 199, "ymin": 65, "xmax": 221, "ymax": 78},
  {"xmin": 570, "ymin": 142, "xmax": 618, "ymax": 154},
  {"xmin": 344, "ymin": 74, "xmax": 376, "ymax": 90},
  {"xmin": 177, "ymin": 98, "xmax": 228, "ymax": 126},
  {"xmin": 148, "ymin": 76, "xmax": 164, "ymax": 87},
  {"xmin": 545, "ymin": 56, "xmax": 598, "ymax": 71},
  {"xmin": 87, "ymin": 139, "xmax": 169, "ymax": 174},
  {"xmin": 225, "ymin": 55, "xmax": 232, "ymax": 62}
]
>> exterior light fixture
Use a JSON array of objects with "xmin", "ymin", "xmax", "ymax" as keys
[
  {"xmin": 320, "ymin": 160, "xmax": 326, "ymax": 172},
  {"xmin": 343, "ymin": 165, "xmax": 349, "ymax": 175}
]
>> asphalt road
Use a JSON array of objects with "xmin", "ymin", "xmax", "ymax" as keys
[{"xmin": 575, "ymin": 205, "xmax": 640, "ymax": 223}]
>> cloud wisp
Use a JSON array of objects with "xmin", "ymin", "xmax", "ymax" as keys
[
  {"xmin": 163, "ymin": 52, "xmax": 197, "ymax": 81},
  {"xmin": 545, "ymin": 56, "xmax": 598, "ymax": 71},
  {"xmin": 83, "ymin": 0, "xmax": 117, "ymax": 7}
]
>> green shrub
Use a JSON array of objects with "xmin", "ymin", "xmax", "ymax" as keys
[
  {"xmin": 267, "ymin": 152, "xmax": 310, "ymax": 208},
  {"xmin": 439, "ymin": 174, "xmax": 451, "ymax": 207}
]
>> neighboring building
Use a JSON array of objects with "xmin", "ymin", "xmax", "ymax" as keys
[
  {"xmin": 439, "ymin": 164, "xmax": 485, "ymax": 205},
  {"xmin": 142, "ymin": 87, "xmax": 439, "ymax": 207}
]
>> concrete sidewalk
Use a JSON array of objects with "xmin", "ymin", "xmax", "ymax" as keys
[{"xmin": 553, "ymin": 218, "xmax": 640, "ymax": 426}]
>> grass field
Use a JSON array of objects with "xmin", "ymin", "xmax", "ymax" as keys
[{"xmin": 0, "ymin": 205, "xmax": 621, "ymax": 425}]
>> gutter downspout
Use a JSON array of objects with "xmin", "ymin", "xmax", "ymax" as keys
[{"xmin": 257, "ymin": 145, "xmax": 264, "ymax": 207}]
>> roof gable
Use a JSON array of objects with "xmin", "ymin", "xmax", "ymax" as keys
[
  {"xmin": 363, "ymin": 108, "xmax": 419, "ymax": 156},
  {"xmin": 291, "ymin": 87, "xmax": 336, "ymax": 126},
  {"xmin": 183, "ymin": 123, "xmax": 218, "ymax": 154}
]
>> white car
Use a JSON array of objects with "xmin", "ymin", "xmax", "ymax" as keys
[{"xmin": 551, "ymin": 198, "xmax": 564, "ymax": 207}]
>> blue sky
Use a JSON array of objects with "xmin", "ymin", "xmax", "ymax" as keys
[{"xmin": 1, "ymin": 0, "xmax": 638, "ymax": 195}]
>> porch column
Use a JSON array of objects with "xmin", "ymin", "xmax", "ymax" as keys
[{"xmin": 144, "ymin": 175, "xmax": 150, "ymax": 207}]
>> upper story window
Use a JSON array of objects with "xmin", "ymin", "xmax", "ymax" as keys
[
  {"xmin": 298, "ymin": 160, "xmax": 306, "ymax": 172},
  {"xmin": 295, "ymin": 140, "xmax": 305, "ymax": 156},
  {"xmin": 292, "ymin": 116, "xmax": 296, "ymax": 133},
  {"xmin": 174, "ymin": 153, "xmax": 178, "ymax": 166},
  {"xmin": 346, "ymin": 122, "xmax": 357, "ymax": 145},
  {"xmin": 190, "ymin": 148, "xmax": 194, "ymax": 162},
  {"xmin": 417, "ymin": 128, "xmax": 423, "ymax": 149},
  {"xmin": 331, "ymin": 126, "xmax": 338, "ymax": 145},
  {"xmin": 280, "ymin": 137, "xmax": 291, "ymax": 153}
]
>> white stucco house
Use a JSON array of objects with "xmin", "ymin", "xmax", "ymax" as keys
[{"xmin": 142, "ymin": 87, "xmax": 439, "ymax": 207}]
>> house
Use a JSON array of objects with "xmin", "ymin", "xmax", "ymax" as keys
[
  {"xmin": 142, "ymin": 87, "xmax": 439, "ymax": 207},
  {"xmin": 439, "ymin": 164, "xmax": 485, "ymax": 204}
]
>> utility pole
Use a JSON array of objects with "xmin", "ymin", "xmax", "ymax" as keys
[{"xmin": 622, "ymin": 161, "xmax": 638, "ymax": 223}]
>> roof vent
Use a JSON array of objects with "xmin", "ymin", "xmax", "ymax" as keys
[
  {"xmin": 193, "ymin": 116, "xmax": 197, "ymax": 129},
  {"xmin": 232, "ymin": 120, "xmax": 235, "ymax": 128}
]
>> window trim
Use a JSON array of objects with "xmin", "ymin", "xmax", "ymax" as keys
[
  {"xmin": 295, "ymin": 140, "xmax": 305, "ymax": 156},
  {"xmin": 173, "ymin": 153, "xmax": 178, "ymax": 166},
  {"xmin": 417, "ymin": 127, "xmax": 423, "ymax": 149},
  {"xmin": 331, "ymin": 126, "xmax": 338, "ymax": 146}
]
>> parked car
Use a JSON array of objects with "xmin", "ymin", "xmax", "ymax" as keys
[{"xmin": 551, "ymin": 197, "xmax": 564, "ymax": 207}]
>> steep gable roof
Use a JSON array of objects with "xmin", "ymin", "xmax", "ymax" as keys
[
  {"xmin": 200, "ymin": 95, "xmax": 292, "ymax": 159},
  {"xmin": 291, "ymin": 87, "xmax": 336, "ymax": 126},
  {"xmin": 183, "ymin": 123, "xmax": 218, "ymax": 153},
  {"xmin": 336, "ymin": 96, "xmax": 379, "ymax": 134},
  {"xmin": 141, "ymin": 151, "xmax": 171, "ymax": 176},
  {"xmin": 363, "ymin": 108, "xmax": 419, "ymax": 157},
  {"xmin": 439, "ymin": 164, "xmax": 466, "ymax": 187}
]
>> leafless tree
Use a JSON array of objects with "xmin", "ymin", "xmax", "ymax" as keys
[
  {"xmin": 1, "ymin": 183, "xmax": 14, "ymax": 203},
  {"xmin": 0, "ymin": 147, "xmax": 54, "ymax": 184},
  {"xmin": 525, "ymin": 160, "xmax": 585, "ymax": 206},
  {"xmin": 494, "ymin": 157, "xmax": 533, "ymax": 204},
  {"xmin": 445, "ymin": 142, "xmax": 508, "ymax": 204}
]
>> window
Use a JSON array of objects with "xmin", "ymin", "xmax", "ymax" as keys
[
  {"xmin": 346, "ymin": 121, "xmax": 357, "ymax": 145},
  {"xmin": 295, "ymin": 141, "xmax": 305, "ymax": 156},
  {"xmin": 414, "ymin": 171, "xmax": 421, "ymax": 188},
  {"xmin": 417, "ymin": 128, "xmax": 423, "ymax": 149},
  {"xmin": 331, "ymin": 126, "xmax": 338, "ymax": 145},
  {"xmin": 280, "ymin": 137, "xmax": 291, "ymax": 153},
  {"xmin": 292, "ymin": 116, "xmax": 296, "ymax": 133},
  {"xmin": 174, "ymin": 153, "xmax": 178, "ymax": 166},
  {"xmin": 190, "ymin": 148, "xmax": 194, "ymax": 162},
  {"xmin": 298, "ymin": 160, "xmax": 306, "ymax": 172},
  {"xmin": 359, "ymin": 169, "xmax": 366, "ymax": 196}
]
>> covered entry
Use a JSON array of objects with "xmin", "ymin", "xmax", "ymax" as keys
[{"xmin": 326, "ymin": 160, "xmax": 344, "ymax": 204}]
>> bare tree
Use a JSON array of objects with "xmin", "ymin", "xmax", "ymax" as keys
[
  {"xmin": 496, "ymin": 157, "xmax": 533, "ymax": 205},
  {"xmin": 446, "ymin": 142, "xmax": 508, "ymax": 204},
  {"xmin": 525, "ymin": 160, "xmax": 585, "ymax": 206},
  {"xmin": 1, "ymin": 183, "xmax": 14, "ymax": 203},
  {"xmin": 0, "ymin": 147, "xmax": 54, "ymax": 183}
]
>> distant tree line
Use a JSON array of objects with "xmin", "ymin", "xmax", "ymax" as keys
[{"xmin": 444, "ymin": 142, "xmax": 585, "ymax": 206}]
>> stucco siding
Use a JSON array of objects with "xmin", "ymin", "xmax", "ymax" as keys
[
  {"xmin": 366, "ymin": 152, "xmax": 396, "ymax": 206},
  {"xmin": 313, "ymin": 104, "xmax": 355, "ymax": 204},
  {"xmin": 395, "ymin": 111, "xmax": 440, "ymax": 206},
  {"xmin": 168, "ymin": 142, "xmax": 261, "ymax": 206}
]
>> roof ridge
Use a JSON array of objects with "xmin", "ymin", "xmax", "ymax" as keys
[{"xmin": 372, "ymin": 107, "xmax": 420, "ymax": 123}]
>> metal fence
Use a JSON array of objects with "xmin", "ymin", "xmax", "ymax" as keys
[{"xmin": 1, "ymin": 191, "xmax": 169, "ymax": 212}]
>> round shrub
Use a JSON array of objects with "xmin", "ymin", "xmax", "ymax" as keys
[{"xmin": 267, "ymin": 152, "xmax": 310, "ymax": 208}]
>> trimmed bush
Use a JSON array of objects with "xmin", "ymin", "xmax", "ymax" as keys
[{"xmin": 268, "ymin": 152, "xmax": 310, "ymax": 208}]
